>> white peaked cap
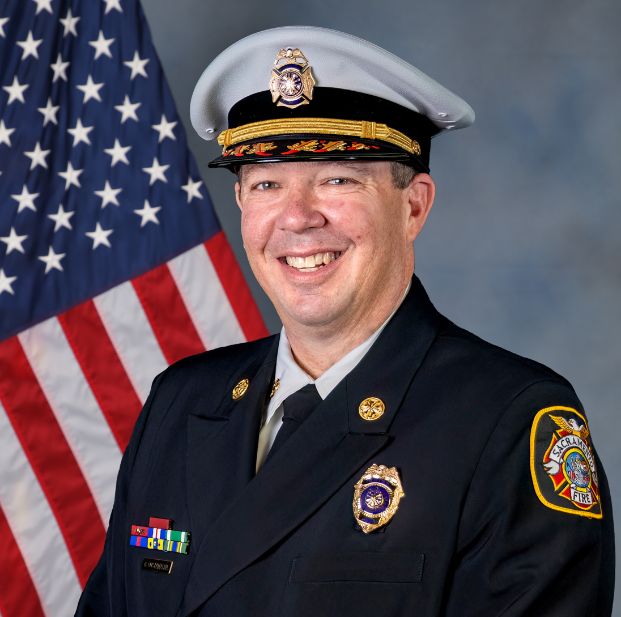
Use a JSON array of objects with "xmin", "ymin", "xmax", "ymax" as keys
[{"xmin": 191, "ymin": 25, "xmax": 474, "ymax": 139}]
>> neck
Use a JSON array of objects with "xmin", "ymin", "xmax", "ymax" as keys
[{"xmin": 283, "ymin": 279, "xmax": 410, "ymax": 378}]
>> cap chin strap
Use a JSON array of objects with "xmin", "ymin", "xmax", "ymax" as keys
[{"xmin": 217, "ymin": 117, "xmax": 421, "ymax": 156}]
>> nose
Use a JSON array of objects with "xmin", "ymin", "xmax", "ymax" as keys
[{"xmin": 276, "ymin": 185, "xmax": 326, "ymax": 233}]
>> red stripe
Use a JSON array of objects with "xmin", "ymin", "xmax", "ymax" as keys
[
  {"xmin": 0, "ymin": 337, "xmax": 105, "ymax": 587},
  {"xmin": 132, "ymin": 263, "xmax": 205, "ymax": 364},
  {"xmin": 0, "ymin": 506, "xmax": 45, "ymax": 617},
  {"xmin": 204, "ymin": 232, "xmax": 269, "ymax": 341},
  {"xmin": 58, "ymin": 300, "xmax": 143, "ymax": 452}
]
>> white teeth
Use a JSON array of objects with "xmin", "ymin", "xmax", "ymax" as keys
[{"xmin": 285, "ymin": 251, "xmax": 341, "ymax": 270}]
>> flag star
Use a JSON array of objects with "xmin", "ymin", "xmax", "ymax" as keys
[
  {"xmin": 24, "ymin": 141, "xmax": 51, "ymax": 170},
  {"xmin": 94, "ymin": 180, "xmax": 121, "ymax": 207},
  {"xmin": 58, "ymin": 162, "xmax": 83, "ymax": 189},
  {"xmin": 0, "ymin": 120, "xmax": 15, "ymax": 146},
  {"xmin": 104, "ymin": 138, "xmax": 131, "ymax": 166},
  {"xmin": 50, "ymin": 52, "xmax": 70, "ymax": 82},
  {"xmin": 60, "ymin": 8, "xmax": 79, "ymax": 37},
  {"xmin": 76, "ymin": 75, "xmax": 104, "ymax": 103},
  {"xmin": 85, "ymin": 222, "xmax": 113, "ymax": 249},
  {"xmin": 114, "ymin": 95, "xmax": 140, "ymax": 123},
  {"xmin": 11, "ymin": 186, "xmax": 39, "ymax": 212},
  {"xmin": 0, "ymin": 17, "xmax": 9, "ymax": 38},
  {"xmin": 37, "ymin": 97, "xmax": 60, "ymax": 126},
  {"xmin": 3, "ymin": 76, "xmax": 28, "ymax": 104},
  {"xmin": 103, "ymin": 0, "xmax": 123, "ymax": 13},
  {"xmin": 124, "ymin": 51, "xmax": 149, "ymax": 79},
  {"xmin": 32, "ymin": 0, "xmax": 53, "ymax": 15},
  {"xmin": 142, "ymin": 157, "xmax": 169, "ymax": 185},
  {"xmin": 152, "ymin": 114, "xmax": 177, "ymax": 142},
  {"xmin": 89, "ymin": 30, "xmax": 114, "ymax": 59},
  {"xmin": 67, "ymin": 118, "xmax": 94, "ymax": 146},
  {"xmin": 1, "ymin": 228, "xmax": 28, "ymax": 255},
  {"xmin": 134, "ymin": 200, "xmax": 161, "ymax": 227},
  {"xmin": 181, "ymin": 177, "xmax": 203, "ymax": 202},
  {"xmin": 17, "ymin": 31, "xmax": 43, "ymax": 61},
  {"xmin": 48, "ymin": 204, "xmax": 74, "ymax": 232},
  {"xmin": 0, "ymin": 269, "xmax": 17, "ymax": 296},
  {"xmin": 38, "ymin": 247, "xmax": 66, "ymax": 274}
]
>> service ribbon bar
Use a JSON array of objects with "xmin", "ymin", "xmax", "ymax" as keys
[
  {"xmin": 130, "ymin": 525, "xmax": 190, "ymax": 542},
  {"xmin": 129, "ymin": 535, "xmax": 189, "ymax": 554}
]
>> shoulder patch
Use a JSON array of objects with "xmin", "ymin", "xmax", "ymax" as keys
[{"xmin": 530, "ymin": 406, "xmax": 602, "ymax": 519}]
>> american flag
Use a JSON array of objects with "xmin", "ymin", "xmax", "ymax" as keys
[{"xmin": 0, "ymin": 1, "xmax": 267, "ymax": 615}]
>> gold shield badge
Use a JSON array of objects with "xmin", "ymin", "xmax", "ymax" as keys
[
  {"xmin": 353, "ymin": 464, "xmax": 405, "ymax": 534},
  {"xmin": 268, "ymin": 47, "xmax": 315, "ymax": 109}
]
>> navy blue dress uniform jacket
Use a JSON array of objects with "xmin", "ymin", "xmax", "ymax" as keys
[{"xmin": 76, "ymin": 276, "xmax": 615, "ymax": 616}]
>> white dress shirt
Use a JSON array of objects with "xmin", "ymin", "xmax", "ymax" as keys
[{"xmin": 255, "ymin": 283, "xmax": 410, "ymax": 470}]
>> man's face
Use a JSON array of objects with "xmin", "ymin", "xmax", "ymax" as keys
[{"xmin": 235, "ymin": 160, "xmax": 433, "ymax": 337}]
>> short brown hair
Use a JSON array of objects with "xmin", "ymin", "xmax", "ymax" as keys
[{"xmin": 389, "ymin": 161, "xmax": 417, "ymax": 189}]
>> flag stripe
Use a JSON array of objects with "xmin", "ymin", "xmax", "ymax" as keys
[
  {"xmin": 205, "ymin": 232, "xmax": 269, "ymax": 341},
  {"xmin": 18, "ymin": 319, "xmax": 121, "ymax": 523},
  {"xmin": 0, "ymin": 338, "xmax": 105, "ymax": 587},
  {"xmin": 0, "ymin": 507, "xmax": 45, "ymax": 617},
  {"xmin": 132, "ymin": 264, "xmax": 205, "ymax": 364},
  {"xmin": 168, "ymin": 243, "xmax": 246, "ymax": 349},
  {"xmin": 58, "ymin": 301, "xmax": 143, "ymax": 452},
  {"xmin": 93, "ymin": 282, "xmax": 168, "ymax": 403},
  {"xmin": 0, "ymin": 402, "xmax": 82, "ymax": 616},
  {"xmin": 0, "ymin": 1, "xmax": 270, "ymax": 612}
]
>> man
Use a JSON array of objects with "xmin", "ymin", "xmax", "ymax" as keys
[{"xmin": 77, "ymin": 26, "xmax": 614, "ymax": 616}]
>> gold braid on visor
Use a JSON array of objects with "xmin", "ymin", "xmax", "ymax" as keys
[{"xmin": 217, "ymin": 117, "xmax": 421, "ymax": 156}]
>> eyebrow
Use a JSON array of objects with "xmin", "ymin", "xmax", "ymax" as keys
[
  {"xmin": 239, "ymin": 161, "xmax": 377, "ymax": 182},
  {"xmin": 324, "ymin": 162, "xmax": 373, "ymax": 175}
]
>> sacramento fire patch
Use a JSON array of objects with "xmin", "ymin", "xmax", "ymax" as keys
[{"xmin": 530, "ymin": 406, "xmax": 602, "ymax": 519}]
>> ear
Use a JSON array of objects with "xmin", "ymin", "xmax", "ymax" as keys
[
  {"xmin": 234, "ymin": 181, "xmax": 242, "ymax": 211},
  {"xmin": 405, "ymin": 173, "xmax": 435, "ymax": 242}
]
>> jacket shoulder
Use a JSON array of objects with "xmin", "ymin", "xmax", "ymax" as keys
[
  {"xmin": 164, "ymin": 334, "xmax": 277, "ymax": 383},
  {"xmin": 433, "ymin": 316, "xmax": 572, "ymax": 391}
]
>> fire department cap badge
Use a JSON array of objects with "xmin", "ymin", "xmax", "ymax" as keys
[
  {"xmin": 269, "ymin": 47, "xmax": 315, "ymax": 109},
  {"xmin": 530, "ymin": 406, "xmax": 602, "ymax": 519},
  {"xmin": 353, "ymin": 464, "xmax": 405, "ymax": 533}
]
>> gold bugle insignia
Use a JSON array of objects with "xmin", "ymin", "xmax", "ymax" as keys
[
  {"xmin": 270, "ymin": 378, "xmax": 281, "ymax": 398},
  {"xmin": 232, "ymin": 378, "xmax": 250, "ymax": 400},
  {"xmin": 358, "ymin": 397, "xmax": 385, "ymax": 421}
]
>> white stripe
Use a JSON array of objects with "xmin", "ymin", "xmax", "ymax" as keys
[
  {"xmin": 0, "ymin": 402, "xmax": 82, "ymax": 616},
  {"xmin": 18, "ymin": 318, "xmax": 121, "ymax": 525},
  {"xmin": 94, "ymin": 281, "xmax": 168, "ymax": 402},
  {"xmin": 168, "ymin": 245, "xmax": 245, "ymax": 349}
]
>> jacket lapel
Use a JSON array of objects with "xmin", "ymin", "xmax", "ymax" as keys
[
  {"xmin": 185, "ymin": 337, "xmax": 278, "ymax": 540},
  {"xmin": 181, "ymin": 276, "xmax": 440, "ymax": 615}
]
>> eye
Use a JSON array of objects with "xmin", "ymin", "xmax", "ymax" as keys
[
  {"xmin": 252, "ymin": 180, "xmax": 279, "ymax": 191},
  {"xmin": 325, "ymin": 177, "xmax": 356, "ymax": 185}
]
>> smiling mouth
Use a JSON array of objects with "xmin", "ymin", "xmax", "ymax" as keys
[{"xmin": 282, "ymin": 251, "xmax": 343, "ymax": 272}]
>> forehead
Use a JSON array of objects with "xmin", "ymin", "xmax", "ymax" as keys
[{"xmin": 238, "ymin": 160, "xmax": 391, "ymax": 180}]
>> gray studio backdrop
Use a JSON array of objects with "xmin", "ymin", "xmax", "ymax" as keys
[{"xmin": 142, "ymin": 0, "xmax": 620, "ymax": 606}]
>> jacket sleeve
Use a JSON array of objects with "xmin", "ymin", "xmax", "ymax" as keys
[
  {"xmin": 444, "ymin": 379, "xmax": 615, "ymax": 616},
  {"xmin": 75, "ymin": 372, "xmax": 165, "ymax": 617}
]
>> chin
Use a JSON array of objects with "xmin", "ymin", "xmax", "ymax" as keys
[{"xmin": 279, "ymin": 296, "xmax": 341, "ymax": 330}]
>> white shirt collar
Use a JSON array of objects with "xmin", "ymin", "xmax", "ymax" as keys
[{"xmin": 265, "ymin": 281, "xmax": 410, "ymax": 425}]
